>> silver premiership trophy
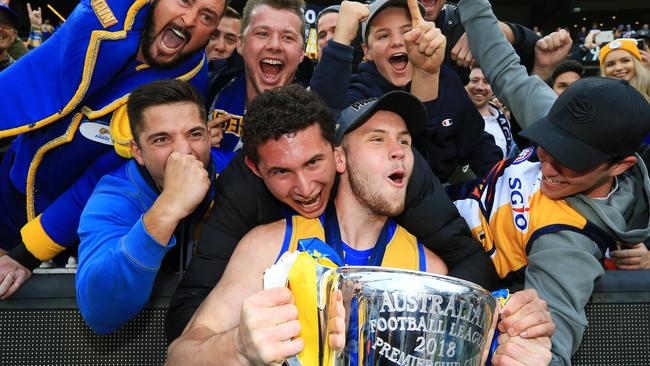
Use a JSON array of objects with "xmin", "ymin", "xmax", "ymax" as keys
[{"xmin": 315, "ymin": 267, "xmax": 497, "ymax": 366}]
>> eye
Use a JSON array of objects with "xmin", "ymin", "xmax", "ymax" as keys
[
  {"xmin": 200, "ymin": 12, "xmax": 216, "ymax": 25},
  {"xmin": 307, "ymin": 157, "xmax": 322, "ymax": 167},
  {"xmin": 398, "ymin": 138, "xmax": 411, "ymax": 146},
  {"xmin": 256, "ymin": 31, "xmax": 269, "ymax": 38},
  {"xmin": 152, "ymin": 136, "xmax": 169, "ymax": 144},
  {"xmin": 282, "ymin": 34, "xmax": 296, "ymax": 42},
  {"xmin": 272, "ymin": 168, "xmax": 289, "ymax": 176}
]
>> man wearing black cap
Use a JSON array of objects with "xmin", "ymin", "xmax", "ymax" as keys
[
  {"xmin": 0, "ymin": 1, "xmax": 18, "ymax": 71},
  {"xmin": 166, "ymin": 85, "xmax": 553, "ymax": 365},
  {"xmin": 452, "ymin": 0, "xmax": 650, "ymax": 363}
]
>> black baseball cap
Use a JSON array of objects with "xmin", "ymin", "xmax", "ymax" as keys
[
  {"xmin": 520, "ymin": 77, "xmax": 650, "ymax": 171},
  {"xmin": 0, "ymin": 2, "xmax": 18, "ymax": 28},
  {"xmin": 335, "ymin": 91, "xmax": 427, "ymax": 145}
]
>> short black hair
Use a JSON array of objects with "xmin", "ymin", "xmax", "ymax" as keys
[
  {"xmin": 127, "ymin": 79, "xmax": 206, "ymax": 144},
  {"xmin": 242, "ymin": 84, "xmax": 335, "ymax": 165},
  {"xmin": 550, "ymin": 60, "xmax": 585, "ymax": 84},
  {"xmin": 223, "ymin": 6, "xmax": 241, "ymax": 20}
]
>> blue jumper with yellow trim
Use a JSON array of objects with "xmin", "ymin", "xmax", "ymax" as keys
[
  {"xmin": 76, "ymin": 151, "xmax": 229, "ymax": 334},
  {"xmin": 208, "ymin": 70, "xmax": 247, "ymax": 154},
  {"xmin": 279, "ymin": 212, "xmax": 426, "ymax": 366},
  {"xmin": 0, "ymin": 0, "xmax": 207, "ymax": 266}
]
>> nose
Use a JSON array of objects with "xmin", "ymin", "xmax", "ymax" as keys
[
  {"xmin": 214, "ymin": 36, "xmax": 226, "ymax": 51},
  {"xmin": 293, "ymin": 171, "xmax": 314, "ymax": 197},
  {"xmin": 388, "ymin": 139, "xmax": 406, "ymax": 161},
  {"xmin": 266, "ymin": 33, "xmax": 281, "ymax": 50},
  {"xmin": 180, "ymin": 9, "xmax": 199, "ymax": 28},
  {"xmin": 173, "ymin": 137, "xmax": 193, "ymax": 155},
  {"xmin": 390, "ymin": 33, "xmax": 405, "ymax": 47},
  {"xmin": 538, "ymin": 148, "xmax": 559, "ymax": 175}
]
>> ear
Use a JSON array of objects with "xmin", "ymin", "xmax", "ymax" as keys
[
  {"xmin": 334, "ymin": 146, "xmax": 346, "ymax": 174},
  {"xmin": 245, "ymin": 155, "xmax": 263, "ymax": 178},
  {"xmin": 131, "ymin": 139, "xmax": 145, "ymax": 166},
  {"xmin": 362, "ymin": 43, "xmax": 371, "ymax": 61},
  {"xmin": 610, "ymin": 156, "xmax": 637, "ymax": 176}
]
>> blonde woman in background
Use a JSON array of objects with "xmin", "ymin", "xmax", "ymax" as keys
[{"xmin": 600, "ymin": 38, "xmax": 650, "ymax": 102}]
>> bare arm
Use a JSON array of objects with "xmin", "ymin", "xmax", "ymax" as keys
[{"xmin": 166, "ymin": 221, "xmax": 288, "ymax": 365}]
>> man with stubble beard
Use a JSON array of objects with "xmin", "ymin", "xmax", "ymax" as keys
[{"xmin": 0, "ymin": 0, "xmax": 227, "ymax": 299}]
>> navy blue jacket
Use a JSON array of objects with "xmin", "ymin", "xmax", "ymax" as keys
[{"xmin": 310, "ymin": 40, "xmax": 502, "ymax": 182}]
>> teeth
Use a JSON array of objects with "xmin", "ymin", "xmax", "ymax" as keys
[
  {"xmin": 262, "ymin": 58, "xmax": 283, "ymax": 66},
  {"xmin": 171, "ymin": 28, "xmax": 186, "ymax": 40}
]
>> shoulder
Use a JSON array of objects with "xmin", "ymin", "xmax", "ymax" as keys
[{"xmin": 234, "ymin": 219, "xmax": 287, "ymax": 264}]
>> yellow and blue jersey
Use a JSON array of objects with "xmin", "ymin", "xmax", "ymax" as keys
[
  {"xmin": 278, "ymin": 212, "xmax": 425, "ymax": 366},
  {"xmin": 451, "ymin": 147, "xmax": 615, "ymax": 283}
]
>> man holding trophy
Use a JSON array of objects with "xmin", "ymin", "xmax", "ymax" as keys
[{"xmin": 165, "ymin": 85, "xmax": 554, "ymax": 366}]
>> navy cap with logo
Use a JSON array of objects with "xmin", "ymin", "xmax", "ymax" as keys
[
  {"xmin": 0, "ymin": 2, "xmax": 18, "ymax": 28},
  {"xmin": 335, "ymin": 91, "xmax": 427, "ymax": 145},
  {"xmin": 362, "ymin": 0, "xmax": 426, "ymax": 43},
  {"xmin": 520, "ymin": 77, "xmax": 650, "ymax": 171}
]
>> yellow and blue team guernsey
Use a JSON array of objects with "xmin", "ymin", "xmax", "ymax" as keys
[
  {"xmin": 277, "ymin": 205, "xmax": 425, "ymax": 366},
  {"xmin": 451, "ymin": 147, "xmax": 615, "ymax": 284},
  {"xmin": 0, "ymin": 0, "xmax": 207, "ymax": 262}
]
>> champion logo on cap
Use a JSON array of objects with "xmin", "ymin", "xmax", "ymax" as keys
[{"xmin": 608, "ymin": 40, "xmax": 623, "ymax": 49}]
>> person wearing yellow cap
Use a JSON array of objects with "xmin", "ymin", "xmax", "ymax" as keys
[{"xmin": 600, "ymin": 38, "xmax": 650, "ymax": 101}]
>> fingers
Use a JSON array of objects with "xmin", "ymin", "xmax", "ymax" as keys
[
  {"xmin": 0, "ymin": 272, "xmax": 16, "ymax": 298},
  {"xmin": 492, "ymin": 335, "xmax": 552, "ymax": 366},
  {"xmin": 26, "ymin": 2, "xmax": 31, "ymax": 12},
  {"xmin": 499, "ymin": 289, "xmax": 555, "ymax": 338},
  {"xmin": 327, "ymin": 289, "xmax": 346, "ymax": 351},
  {"xmin": 501, "ymin": 288, "xmax": 541, "ymax": 317},
  {"xmin": 407, "ymin": 0, "xmax": 424, "ymax": 26},
  {"xmin": 1, "ymin": 271, "xmax": 29, "ymax": 300}
]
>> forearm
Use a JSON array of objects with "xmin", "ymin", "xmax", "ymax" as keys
[
  {"xmin": 310, "ymin": 40, "xmax": 355, "ymax": 112},
  {"xmin": 457, "ymin": 0, "xmax": 555, "ymax": 129},
  {"xmin": 525, "ymin": 232, "xmax": 604, "ymax": 365},
  {"xmin": 167, "ymin": 326, "xmax": 250, "ymax": 366},
  {"xmin": 410, "ymin": 69, "xmax": 440, "ymax": 103},
  {"xmin": 77, "ymin": 217, "xmax": 173, "ymax": 334},
  {"xmin": 142, "ymin": 194, "xmax": 184, "ymax": 245}
]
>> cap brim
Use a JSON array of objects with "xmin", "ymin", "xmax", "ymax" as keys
[
  {"xmin": 519, "ymin": 117, "xmax": 611, "ymax": 171},
  {"xmin": 337, "ymin": 91, "xmax": 427, "ymax": 145}
]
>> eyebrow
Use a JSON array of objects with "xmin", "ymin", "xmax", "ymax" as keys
[{"xmin": 266, "ymin": 153, "xmax": 325, "ymax": 174}]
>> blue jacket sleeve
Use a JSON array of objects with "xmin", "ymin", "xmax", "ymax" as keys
[
  {"xmin": 76, "ymin": 174, "xmax": 175, "ymax": 334},
  {"xmin": 12, "ymin": 151, "xmax": 125, "ymax": 268},
  {"xmin": 309, "ymin": 40, "xmax": 356, "ymax": 112}
]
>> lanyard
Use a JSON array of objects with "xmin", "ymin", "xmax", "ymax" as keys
[{"xmin": 322, "ymin": 203, "xmax": 391, "ymax": 266}]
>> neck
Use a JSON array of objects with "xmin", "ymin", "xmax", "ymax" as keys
[
  {"xmin": 478, "ymin": 103, "xmax": 492, "ymax": 117},
  {"xmin": 0, "ymin": 49, "xmax": 8, "ymax": 62},
  {"xmin": 333, "ymin": 181, "xmax": 387, "ymax": 251}
]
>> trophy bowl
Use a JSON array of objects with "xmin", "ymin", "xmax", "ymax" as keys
[{"xmin": 318, "ymin": 266, "xmax": 497, "ymax": 366}]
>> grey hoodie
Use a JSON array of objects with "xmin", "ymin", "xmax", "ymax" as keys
[{"xmin": 457, "ymin": 0, "xmax": 650, "ymax": 364}]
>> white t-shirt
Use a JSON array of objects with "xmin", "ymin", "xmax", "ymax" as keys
[{"xmin": 483, "ymin": 105, "xmax": 508, "ymax": 158}]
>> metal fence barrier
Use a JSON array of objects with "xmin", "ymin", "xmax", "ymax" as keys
[{"xmin": 0, "ymin": 271, "xmax": 648, "ymax": 365}]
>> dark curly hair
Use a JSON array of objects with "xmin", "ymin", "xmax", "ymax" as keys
[{"xmin": 242, "ymin": 84, "xmax": 335, "ymax": 165}]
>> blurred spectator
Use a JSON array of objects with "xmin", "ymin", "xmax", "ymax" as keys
[
  {"xmin": 465, "ymin": 67, "xmax": 517, "ymax": 158},
  {"xmin": 206, "ymin": 0, "xmax": 305, "ymax": 156},
  {"xmin": 577, "ymin": 26, "xmax": 587, "ymax": 44},
  {"xmin": 0, "ymin": 0, "xmax": 17, "ymax": 70},
  {"xmin": 205, "ymin": 6, "xmax": 240, "ymax": 61},
  {"xmin": 549, "ymin": 59, "xmax": 584, "ymax": 96},
  {"xmin": 600, "ymin": 38, "xmax": 650, "ymax": 101},
  {"xmin": 76, "ymin": 80, "xmax": 230, "ymax": 334},
  {"xmin": 315, "ymin": 4, "xmax": 339, "ymax": 59},
  {"xmin": 26, "ymin": 3, "xmax": 43, "ymax": 49}
]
